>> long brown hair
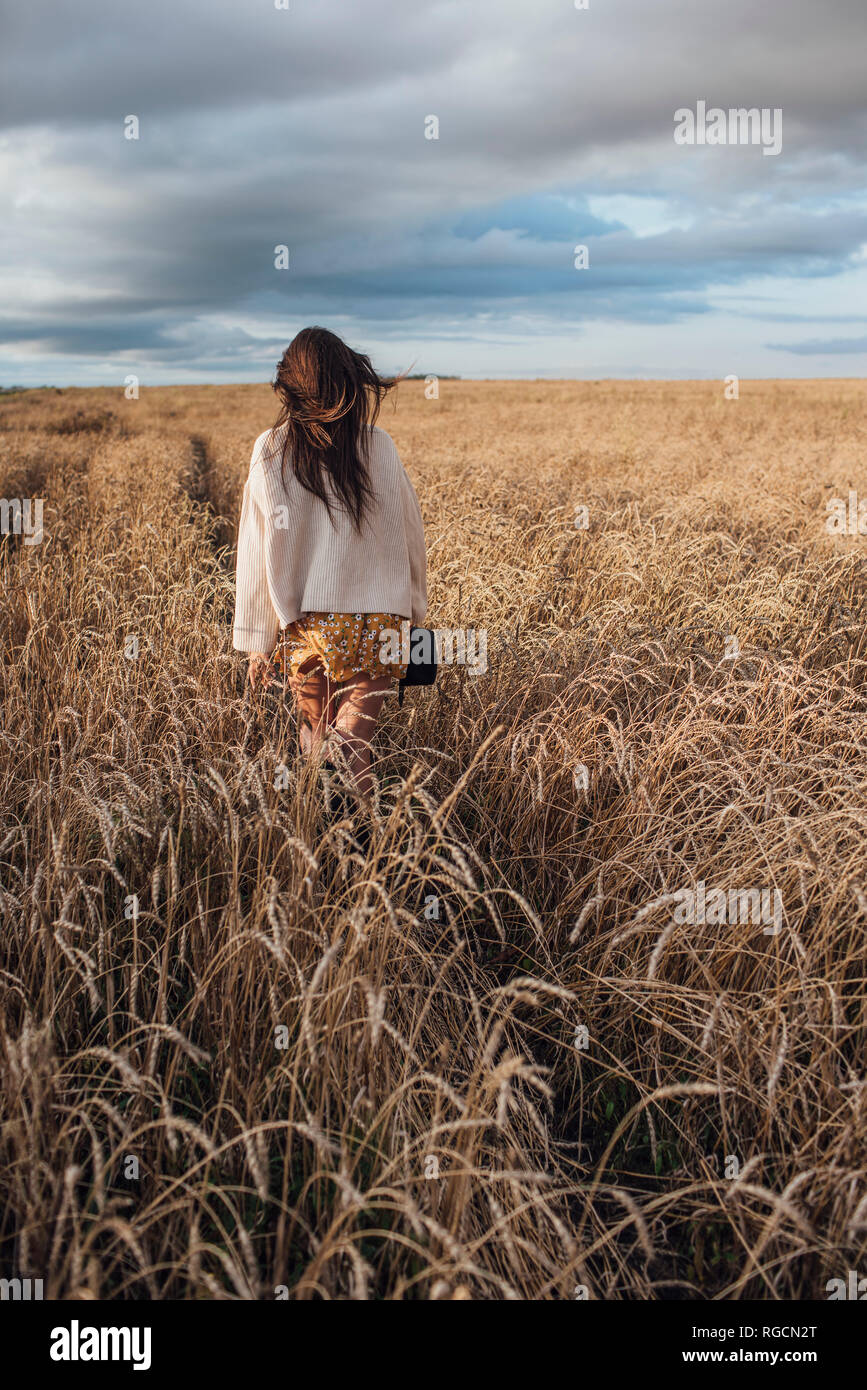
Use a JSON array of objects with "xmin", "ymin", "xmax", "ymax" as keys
[{"xmin": 271, "ymin": 327, "xmax": 402, "ymax": 529}]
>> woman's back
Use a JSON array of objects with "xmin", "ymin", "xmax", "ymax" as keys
[{"xmin": 233, "ymin": 421, "xmax": 426, "ymax": 655}]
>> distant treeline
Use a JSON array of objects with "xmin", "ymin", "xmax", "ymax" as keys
[
  {"xmin": 0, "ymin": 385, "xmax": 62, "ymax": 395},
  {"xmin": 404, "ymin": 373, "xmax": 461, "ymax": 380}
]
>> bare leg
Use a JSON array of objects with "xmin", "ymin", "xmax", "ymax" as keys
[
  {"xmin": 289, "ymin": 657, "xmax": 340, "ymax": 760},
  {"xmin": 330, "ymin": 673, "xmax": 391, "ymax": 798}
]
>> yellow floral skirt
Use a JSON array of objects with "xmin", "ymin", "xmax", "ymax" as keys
[{"xmin": 273, "ymin": 612, "xmax": 410, "ymax": 683}]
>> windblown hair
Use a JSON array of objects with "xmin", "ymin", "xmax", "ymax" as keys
[{"xmin": 272, "ymin": 327, "xmax": 403, "ymax": 529}]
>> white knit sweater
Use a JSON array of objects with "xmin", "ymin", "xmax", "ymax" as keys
[{"xmin": 232, "ymin": 424, "xmax": 427, "ymax": 653}]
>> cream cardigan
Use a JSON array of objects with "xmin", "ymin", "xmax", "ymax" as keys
[{"xmin": 232, "ymin": 424, "xmax": 427, "ymax": 653}]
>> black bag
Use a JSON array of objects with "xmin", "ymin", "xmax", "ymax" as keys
[{"xmin": 397, "ymin": 626, "xmax": 438, "ymax": 707}]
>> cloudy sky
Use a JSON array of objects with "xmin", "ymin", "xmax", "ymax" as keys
[{"xmin": 1, "ymin": 0, "xmax": 865, "ymax": 384}]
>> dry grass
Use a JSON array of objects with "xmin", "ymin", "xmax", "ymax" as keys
[{"xmin": 1, "ymin": 377, "xmax": 865, "ymax": 1300}]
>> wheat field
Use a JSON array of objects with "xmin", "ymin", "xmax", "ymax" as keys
[{"xmin": 1, "ymin": 377, "xmax": 865, "ymax": 1301}]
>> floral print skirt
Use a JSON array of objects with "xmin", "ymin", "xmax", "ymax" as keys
[{"xmin": 273, "ymin": 612, "xmax": 410, "ymax": 684}]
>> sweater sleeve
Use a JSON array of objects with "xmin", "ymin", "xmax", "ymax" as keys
[
  {"xmin": 232, "ymin": 459, "xmax": 280, "ymax": 654},
  {"xmin": 399, "ymin": 463, "xmax": 428, "ymax": 626}
]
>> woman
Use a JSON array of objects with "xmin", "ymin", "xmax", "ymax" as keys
[{"xmin": 233, "ymin": 327, "xmax": 427, "ymax": 800}]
